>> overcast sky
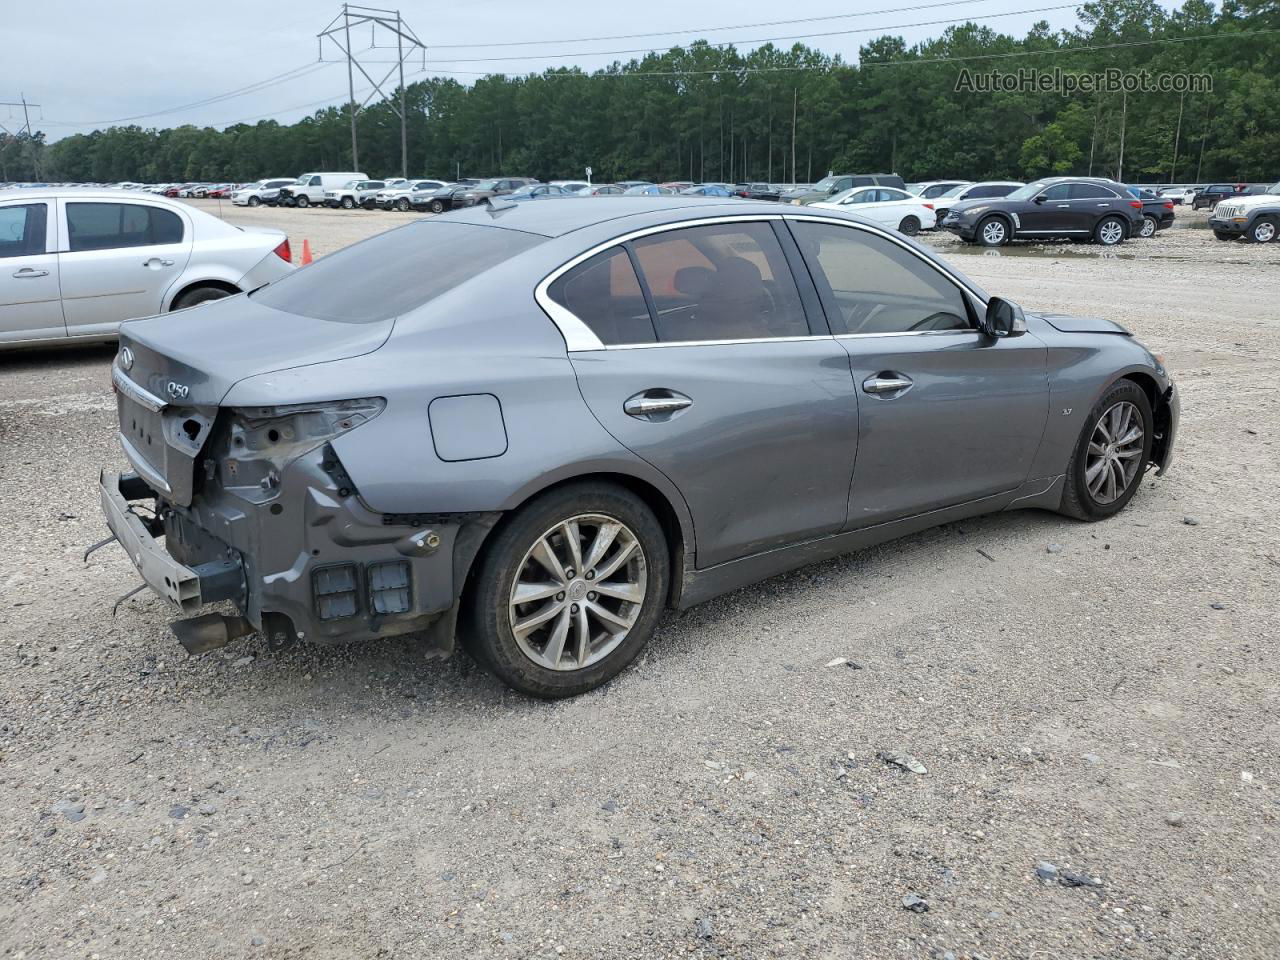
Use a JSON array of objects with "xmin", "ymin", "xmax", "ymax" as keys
[{"xmin": 12, "ymin": 0, "xmax": 1168, "ymax": 141}]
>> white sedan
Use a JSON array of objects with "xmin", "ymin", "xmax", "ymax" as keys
[
  {"xmin": 1, "ymin": 188, "xmax": 294, "ymax": 350},
  {"xmin": 810, "ymin": 186, "xmax": 937, "ymax": 235}
]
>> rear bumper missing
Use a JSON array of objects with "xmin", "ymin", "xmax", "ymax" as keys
[{"xmin": 98, "ymin": 451, "xmax": 500, "ymax": 653}]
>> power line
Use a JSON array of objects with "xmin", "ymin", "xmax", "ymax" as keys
[
  {"xmin": 43, "ymin": 62, "xmax": 334, "ymax": 127},
  {"xmin": 424, "ymin": 0, "xmax": 1013, "ymax": 49},
  {"xmin": 359, "ymin": 3, "xmax": 1085, "ymax": 65}
]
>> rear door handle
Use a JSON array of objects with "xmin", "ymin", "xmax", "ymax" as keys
[
  {"xmin": 143, "ymin": 258, "xmax": 175, "ymax": 267},
  {"xmin": 12, "ymin": 267, "xmax": 49, "ymax": 278},
  {"xmin": 624, "ymin": 390, "xmax": 692, "ymax": 420},
  {"xmin": 862, "ymin": 374, "xmax": 913, "ymax": 395}
]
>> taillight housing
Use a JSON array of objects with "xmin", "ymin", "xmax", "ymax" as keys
[
  {"xmin": 1164, "ymin": 202, "xmax": 1174, "ymax": 209},
  {"xmin": 273, "ymin": 238, "xmax": 292, "ymax": 263},
  {"xmin": 1129, "ymin": 200, "xmax": 1143, "ymax": 209}
]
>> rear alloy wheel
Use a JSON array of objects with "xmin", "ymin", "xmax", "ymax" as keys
[
  {"xmin": 341, "ymin": 196, "xmax": 354, "ymax": 209},
  {"xmin": 898, "ymin": 215, "xmax": 921, "ymax": 236},
  {"xmin": 1248, "ymin": 217, "xmax": 1277, "ymax": 243},
  {"xmin": 977, "ymin": 216, "xmax": 1008, "ymax": 246},
  {"xmin": 1094, "ymin": 216, "xmax": 1127, "ymax": 246},
  {"xmin": 396, "ymin": 197, "xmax": 411, "ymax": 212},
  {"xmin": 465, "ymin": 483, "xmax": 668, "ymax": 698},
  {"xmin": 1139, "ymin": 214, "xmax": 1158, "ymax": 238},
  {"xmin": 1059, "ymin": 380, "xmax": 1152, "ymax": 521},
  {"xmin": 430, "ymin": 199, "xmax": 445, "ymax": 214}
]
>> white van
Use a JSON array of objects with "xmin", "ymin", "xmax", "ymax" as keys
[{"xmin": 278, "ymin": 172, "xmax": 367, "ymax": 208}]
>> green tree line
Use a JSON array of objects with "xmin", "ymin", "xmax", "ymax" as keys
[{"xmin": 5, "ymin": 0, "xmax": 1277, "ymax": 186}]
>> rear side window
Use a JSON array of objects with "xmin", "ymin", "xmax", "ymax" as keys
[
  {"xmin": 1069, "ymin": 184, "xmax": 1116, "ymax": 199},
  {"xmin": 0, "ymin": 203, "xmax": 47, "ymax": 258},
  {"xmin": 252, "ymin": 220, "xmax": 543, "ymax": 323},
  {"xmin": 548, "ymin": 247, "xmax": 655, "ymax": 345},
  {"xmin": 791, "ymin": 221, "xmax": 971, "ymax": 336},
  {"xmin": 630, "ymin": 222, "xmax": 807, "ymax": 343},
  {"xmin": 66, "ymin": 203, "xmax": 184, "ymax": 252},
  {"xmin": 967, "ymin": 185, "xmax": 1011, "ymax": 199}
]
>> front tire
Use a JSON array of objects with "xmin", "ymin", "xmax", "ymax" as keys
[
  {"xmin": 1059, "ymin": 380, "xmax": 1153, "ymax": 521},
  {"xmin": 1094, "ymin": 216, "xmax": 1127, "ymax": 246},
  {"xmin": 1247, "ymin": 217, "xmax": 1277, "ymax": 243},
  {"xmin": 295, "ymin": 196, "xmax": 309, "ymax": 208},
  {"xmin": 1213, "ymin": 230, "xmax": 1236, "ymax": 241},
  {"xmin": 976, "ymin": 216, "xmax": 1009, "ymax": 247},
  {"xmin": 341, "ymin": 196, "xmax": 354, "ymax": 209},
  {"xmin": 430, "ymin": 199, "xmax": 445, "ymax": 214},
  {"xmin": 396, "ymin": 197, "xmax": 411, "ymax": 212},
  {"xmin": 247, "ymin": 196, "xmax": 261, "ymax": 207},
  {"xmin": 464, "ymin": 483, "xmax": 669, "ymax": 698},
  {"xmin": 1139, "ymin": 214, "xmax": 1158, "ymax": 238},
  {"xmin": 898, "ymin": 215, "xmax": 921, "ymax": 236}
]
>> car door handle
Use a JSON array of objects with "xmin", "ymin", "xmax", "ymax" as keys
[
  {"xmin": 624, "ymin": 390, "xmax": 692, "ymax": 419},
  {"xmin": 12, "ymin": 267, "xmax": 49, "ymax": 278},
  {"xmin": 143, "ymin": 258, "xmax": 175, "ymax": 267},
  {"xmin": 1056, "ymin": 203, "xmax": 1070, "ymax": 208},
  {"xmin": 862, "ymin": 374, "xmax": 913, "ymax": 395}
]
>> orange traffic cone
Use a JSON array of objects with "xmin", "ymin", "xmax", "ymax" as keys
[{"xmin": 301, "ymin": 239, "xmax": 313, "ymax": 265}]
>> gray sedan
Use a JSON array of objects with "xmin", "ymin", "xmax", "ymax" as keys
[
  {"xmin": 1, "ymin": 189, "xmax": 293, "ymax": 349},
  {"xmin": 98, "ymin": 198, "xmax": 1178, "ymax": 698}
]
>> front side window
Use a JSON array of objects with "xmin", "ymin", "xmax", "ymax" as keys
[
  {"xmin": 0, "ymin": 203, "xmax": 48, "ymax": 259},
  {"xmin": 547, "ymin": 247, "xmax": 655, "ymax": 346},
  {"xmin": 630, "ymin": 221, "xmax": 808, "ymax": 343},
  {"xmin": 791, "ymin": 221, "xmax": 971, "ymax": 336},
  {"xmin": 66, "ymin": 203, "xmax": 184, "ymax": 252},
  {"xmin": 843, "ymin": 189, "xmax": 875, "ymax": 205},
  {"xmin": 1041, "ymin": 184, "xmax": 1072, "ymax": 201}
]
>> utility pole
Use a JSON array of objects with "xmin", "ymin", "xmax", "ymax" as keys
[
  {"xmin": 1170, "ymin": 91, "xmax": 1185, "ymax": 184},
  {"xmin": 1195, "ymin": 99, "xmax": 1211, "ymax": 182},
  {"xmin": 319, "ymin": 4, "xmax": 425, "ymax": 177},
  {"xmin": 1116, "ymin": 88, "xmax": 1127, "ymax": 183},
  {"xmin": 790, "ymin": 88, "xmax": 797, "ymax": 186}
]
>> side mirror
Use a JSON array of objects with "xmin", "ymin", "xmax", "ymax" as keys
[
  {"xmin": 982, "ymin": 297, "xmax": 1026, "ymax": 339},
  {"xmin": 1033, "ymin": 194, "xmax": 1047, "ymax": 204}
]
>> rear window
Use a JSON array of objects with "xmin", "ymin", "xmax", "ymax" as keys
[{"xmin": 251, "ymin": 220, "xmax": 544, "ymax": 323}]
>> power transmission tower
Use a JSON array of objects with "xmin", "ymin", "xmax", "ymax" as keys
[
  {"xmin": 0, "ymin": 95, "xmax": 42, "ymax": 179},
  {"xmin": 318, "ymin": 5, "xmax": 424, "ymax": 177}
]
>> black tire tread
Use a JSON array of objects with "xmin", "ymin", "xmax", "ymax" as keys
[{"xmin": 1059, "ymin": 379, "xmax": 1153, "ymax": 522}]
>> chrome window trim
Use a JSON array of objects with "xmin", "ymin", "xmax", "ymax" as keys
[
  {"xmin": 834, "ymin": 329, "xmax": 978, "ymax": 341},
  {"xmin": 535, "ymin": 211, "xmax": 989, "ymax": 352}
]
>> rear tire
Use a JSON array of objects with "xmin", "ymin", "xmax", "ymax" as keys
[
  {"xmin": 1139, "ymin": 214, "xmax": 1158, "ymax": 238},
  {"xmin": 464, "ymin": 482, "xmax": 669, "ymax": 699},
  {"xmin": 171, "ymin": 285, "xmax": 234, "ymax": 311},
  {"xmin": 1059, "ymin": 380, "xmax": 1153, "ymax": 521},
  {"xmin": 898, "ymin": 215, "xmax": 921, "ymax": 236},
  {"xmin": 1094, "ymin": 216, "xmax": 1127, "ymax": 246}
]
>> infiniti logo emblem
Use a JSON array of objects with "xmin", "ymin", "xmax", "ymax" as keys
[
  {"xmin": 118, "ymin": 346, "xmax": 134, "ymax": 371},
  {"xmin": 166, "ymin": 381, "xmax": 190, "ymax": 401}
]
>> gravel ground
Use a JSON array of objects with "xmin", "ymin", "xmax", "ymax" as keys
[{"xmin": 2, "ymin": 201, "xmax": 1278, "ymax": 960}]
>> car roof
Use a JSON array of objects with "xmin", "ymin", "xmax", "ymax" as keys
[
  {"xmin": 0, "ymin": 187, "xmax": 191, "ymax": 204},
  {"xmin": 441, "ymin": 196, "xmax": 798, "ymax": 238}
]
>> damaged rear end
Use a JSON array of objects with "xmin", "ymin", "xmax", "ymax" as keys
[{"xmin": 99, "ymin": 294, "xmax": 494, "ymax": 656}]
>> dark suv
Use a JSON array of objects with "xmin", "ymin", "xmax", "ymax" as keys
[
  {"xmin": 940, "ymin": 177, "xmax": 1144, "ymax": 247},
  {"xmin": 452, "ymin": 177, "xmax": 539, "ymax": 209},
  {"xmin": 781, "ymin": 173, "xmax": 905, "ymax": 205},
  {"xmin": 1192, "ymin": 184, "xmax": 1239, "ymax": 210}
]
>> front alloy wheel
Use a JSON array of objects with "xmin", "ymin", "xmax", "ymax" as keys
[
  {"xmin": 978, "ymin": 217, "xmax": 1007, "ymax": 246},
  {"xmin": 1249, "ymin": 218, "xmax": 1277, "ymax": 243},
  {"xmin": 465, "ymin": 483, "xmax": 669, "ymax": 698},
  {"xmin": 1059, "ymin": 380, "xmax": 1153, "ymax": 521},
  {"xmin": 396, "ymin": 197, "xmax": 411, "ymax": 211}
]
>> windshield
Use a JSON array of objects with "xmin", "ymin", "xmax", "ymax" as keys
[
  {"xmin": 472, "ymin": 179, "xmax": 500, "ymax": 191},
  {"xmin": 939, "ymin": 184, "xmax": 971, "ymax": 198},
  {"xmin": 1268, "ymin": 182, "xmax": 1280, "ymax": 195},
  {"xmin": 813, "ymin": 176, "xmax": 839, "ymax": 191},
  {"xmin": 1006, "ymin": 180, "xmax": 1050, "ymax": 201},
  {"xmin": 251, "ymin": 221, "xmax": 544, "ymax": 324},
  {"xmin": 293, "ymin": 176, "xmax": 310, "ymax": 185},
  {"xmin": 240, "ymin": 181, "xmax": 263, "ymax": 190}
]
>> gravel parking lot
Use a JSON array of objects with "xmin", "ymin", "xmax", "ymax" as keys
[{"xmin": 2, "ymin": 201, "xmax": 1277, "ymax": 959}]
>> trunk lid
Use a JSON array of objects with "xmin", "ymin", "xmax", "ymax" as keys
[{"xmin": 113, "ymin": 295, "xmax": 392, "ymax": 505}]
